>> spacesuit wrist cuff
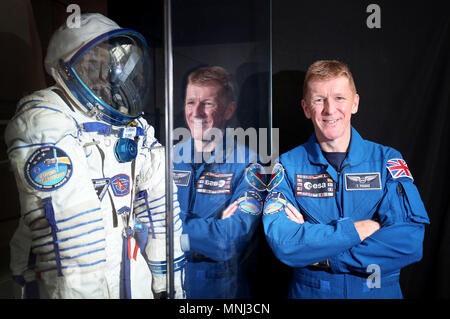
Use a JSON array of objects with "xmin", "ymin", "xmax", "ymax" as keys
[
  {"xmin": 180, "ymin": 233, "xmax": 190, "ymax": 252},
  {"xmin": 338, "ymin": 217, "xmax": 361, "ymax": 247}
]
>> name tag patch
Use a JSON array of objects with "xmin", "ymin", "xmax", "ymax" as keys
[
  {"xmin": 345, "ymin": 173, "xmax": 381, "ymax": 191},
  {"xmin": 173, "ymin": 170, "xmax": 191, "ymax": 187},
  {"xmin": 196, "ymin": 172, "xmax": 233, "ymax": 194},
  {"xmin": 296, "ymin": 174, "xmax": 334, "ymax": 197}
]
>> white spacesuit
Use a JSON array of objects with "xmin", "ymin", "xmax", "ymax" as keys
[{"xmin": 5, "ymin": 13, "xmax": 185, "ymax": 299}]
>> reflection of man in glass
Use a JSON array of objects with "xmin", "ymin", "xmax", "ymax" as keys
[{"xmin": 174, "ymin": 66, "xmax": 264, "ymax": 298}]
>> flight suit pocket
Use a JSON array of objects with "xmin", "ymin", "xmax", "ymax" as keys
[{"xmin": 397, "ymin": 180, "xmax": 429, "ymax": 224}]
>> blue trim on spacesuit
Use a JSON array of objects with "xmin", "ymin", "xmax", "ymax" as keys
[
  {"xmin": 42, "ymin": 197, "xmax": 63, "ymax": 277},
  {"xmin": 7, "ymin": 143, "xmax": 55, "ymax": 155}
]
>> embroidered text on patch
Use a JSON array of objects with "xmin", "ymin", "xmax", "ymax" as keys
[
  {"xmin": 196, "ymin": 172, "xmax": 233, "ymax": 194},
  {"xmin": 263, "ymin": 192, "xmax": 287, "ymax": 215},
  {"xmin": 345, "ymin": 173, "xmax": 381, "ymax": 191},
  {"xmin": 296, "ymin": 173, "xmax": 335, "ymax": 197},
  {"xmin": 24, "ymin": 146, "xmax": 73, "ymax": 191},
  {"xmin": 237, "ymin": 190, "xmax": 263, "ymax": 215},
  {"xmin": 173, "ymin": 170, "xmax": 191, "ymax": 187}
]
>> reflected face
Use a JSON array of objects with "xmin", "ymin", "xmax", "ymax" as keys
[
  {"xmin": 302, "ymin": 76, "xmax": 359, "ymax": 149},
  {"xmin": 185, "ymin": 83, "xmax": 235, "ymax": 141}
]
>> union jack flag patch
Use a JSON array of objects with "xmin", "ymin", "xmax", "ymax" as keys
[{"xmin": 386, "ymin": 158, "xmax": 413, "ymax": 180}]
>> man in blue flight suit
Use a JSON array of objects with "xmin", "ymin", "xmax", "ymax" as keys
[
  {"xmin": 263, "ymin": 60, "xmax": 430, "ymax": 298},
  {"xmin": 173, "ymin": 66, "xmax": 265, "ymax": 298}
]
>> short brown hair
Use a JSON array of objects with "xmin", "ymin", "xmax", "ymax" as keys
[
  {"xmin": 303, "ymin": 60, "xmax": 356, "ymax": 98},
  {"xmin": 187, "ymin": 66, "xmax": 235, "ymax": 104}
]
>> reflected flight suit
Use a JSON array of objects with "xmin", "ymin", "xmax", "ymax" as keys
[
  {"xmin": 263, "ymin": 127, "xmax": 429, "ymax": 298},
  {"xmin": 174, "ymin": 136, "xmax": 264, "ymax": 298}
]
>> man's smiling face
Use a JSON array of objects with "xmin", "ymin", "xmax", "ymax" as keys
[{"xmin": 301, "ymin": 75, "xmax": 359, "ymax": 151}]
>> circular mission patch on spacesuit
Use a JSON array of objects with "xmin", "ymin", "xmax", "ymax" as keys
[
  {"xmin": 24, "ymin": 146, "xmax": 73, "ymax": 191},
  {"xmin": 263, "ymin": 191, "xmax": 287, "ymax": 215}
]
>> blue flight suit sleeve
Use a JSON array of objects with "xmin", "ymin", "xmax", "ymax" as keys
[
  {"xmin": 263, "ymin": 162, "xmax": 361, "ymax": 268},
  {"xmin": 181, "ymin": 165, "xmax": 263, "ymax": 262},
  {"xmin": 328, "ymin": 175, "xmax": 430, "ymax": 276}
]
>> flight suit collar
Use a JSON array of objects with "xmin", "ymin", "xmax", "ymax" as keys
[{"xmin": 306, "ymin": 126, "xmax": 367, "ymax": 170}]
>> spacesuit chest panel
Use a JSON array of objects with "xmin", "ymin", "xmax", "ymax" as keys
[{"xmin": 83, "ymin": 131, "xmax": 134, "ymax": 212}]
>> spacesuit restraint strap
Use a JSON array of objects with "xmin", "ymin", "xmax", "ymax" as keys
[{"xmin": 81, "ymin": 122, "xmax": 145, "ymax": 138}]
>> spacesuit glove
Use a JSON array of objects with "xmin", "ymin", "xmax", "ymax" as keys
[{"xmin": 154, "ymin": 291, "xmax": 167, "ymax": 299}]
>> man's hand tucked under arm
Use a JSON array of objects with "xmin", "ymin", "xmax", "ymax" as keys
[
  {"xmin": 285, "ymin": 203, "xmax": 305, "ymax": 224},
  {"xmin": 221, "ymin": 201, "xmax": 238, "ymax": 219},
  {"xmin": 354, "ymin": 219, "xmax": 380, "ymax": 241}
]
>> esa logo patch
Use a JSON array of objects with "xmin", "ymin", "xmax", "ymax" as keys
[
  {"xmin": 110, "ymin": 174, "xmax": 130, "ymax": 196},
  {"xmin": 296, "ymin": 173, "xmax": 334, "ymax": 197},
  {"xmin": 24, "ymin": 146, "xmax": 72, "ymax": 191},
  {"xmin": 196, "ymin": 172, "xmax": 233, "ymax": 194}
]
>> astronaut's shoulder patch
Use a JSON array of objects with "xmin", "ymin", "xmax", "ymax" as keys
[
  {"xmin": 110, "ymin": 174, "xmax": 130, "ymax": 196},
  {"xmin": 267, "ymin": 163, "xmax": 284, "ymax": 191},
  {"xmin": 173, "ymin": 170, "xmax": 191, "ymax": 187},
  {"xmin": 345, "ymin": 173, "xmax": 381, "ymax": 191},
  {"xmin": 245, "ymin": 163, "xmax": 266, "ymax": 191},
  {"xmin": 24, "ymin": 146, "xmax": 73, "ymax": 191},
  {"xmin": 296, "ymin": 173, "xmax": 335, "ymax": 197},
  {"xmin": 263, "ymin": 191, "xmax": 287, "ymax": 215},
  {"xmin": 386, "ymin": 158, "xmax": 413, "ymax": 180},
  {"xmin": 237, "ymin": 190, "xmax": 263, "ymax": 215},
  {"xmin": 196, "ymin": 171, "xmax": 233, "ymax": 194}
]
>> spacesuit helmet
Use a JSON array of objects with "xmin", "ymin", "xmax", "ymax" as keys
[{"xmin": 45, "ymin": 13, "xmax": 152, "ymax": 126}]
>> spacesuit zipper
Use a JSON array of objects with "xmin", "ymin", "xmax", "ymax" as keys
[
  {"xmin": 188, "ymin": 163, "xmax": 199, "ymax": 215},
  {"xmin": 336, "ymin": 164, "xmax": 350, "ymax": 218},
  {"xmin": 336, "ymin": 164, "xmax": 350, "ymax": 192}
]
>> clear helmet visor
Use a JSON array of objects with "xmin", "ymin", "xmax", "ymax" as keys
[{"xmin": 72, "ymin": 33, "xmax": 151, "ymax": 118}]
